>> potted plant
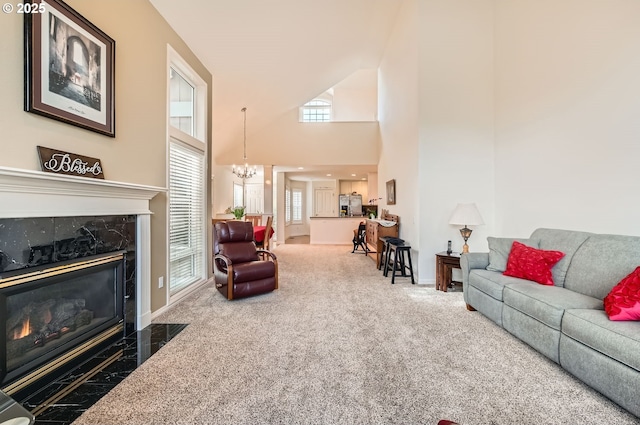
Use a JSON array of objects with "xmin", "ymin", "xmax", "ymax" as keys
[{"xmin": 232, "ymin": 206, "xmax": 246, "ymax": 220}]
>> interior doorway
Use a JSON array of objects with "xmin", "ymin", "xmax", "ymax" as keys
[{"xmin": 313, "ymin": 189, "xmax": 334, "ymax": 217}]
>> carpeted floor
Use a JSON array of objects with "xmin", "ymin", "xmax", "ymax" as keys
[{"xmin": 73, "ymin": 245, "xmax": 638, "ymax": 425}]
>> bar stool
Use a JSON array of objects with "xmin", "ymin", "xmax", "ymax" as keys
[
  {"xmin": 379, "ymin": 236, "xmax": 404, "ymax": 272},
  {"xmin": 378, "ymin": 236, "xmax": 392, "ymax": 271},
  {"xmin": 384, "ymin": 241, "xmax": 415, "ymax": 284}
]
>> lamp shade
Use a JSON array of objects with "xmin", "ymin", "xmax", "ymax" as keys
[{"xmin": 449, "ymin": 203, "xmax": 485, "ymax": 226}]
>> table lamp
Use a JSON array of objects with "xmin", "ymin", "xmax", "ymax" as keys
[{"xmin": 449, "ymin": 203, "xmax": 484, "ymax": 253}]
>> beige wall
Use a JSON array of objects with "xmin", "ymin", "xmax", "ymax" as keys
[
  {"xmin": 380, "ymin": 0, "xmax": 640, "ymax": 283},
  {"xmin": 214, "ymin": 108, "xmax": 379, "ymax": 167},
  {"xmin": 378, "ymin": 0, "xmax": 420, "ymax": 269},
  {"xmin": 494, "ymin": 0, "xmax": 640, "ymax": 237},
  {"xmin": 0, "ymin": 1, "xmax": 212, "ymax": 313},
  {"xmin": 417, "ymin": 0, "xmax": 496, "ymax": 278}
]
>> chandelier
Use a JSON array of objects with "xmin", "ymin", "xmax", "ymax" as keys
[{"xmin": 232, "ymin": 107, "xmax": 257, "ymax": 179}]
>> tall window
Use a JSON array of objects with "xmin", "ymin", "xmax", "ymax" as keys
[
  {"xmin": 169, "ymin": 140, "xmax": 205, "ymax": 293},
  {"xmin": 168, "ymin": 46, "xmax": 207, "ymax": 297},
  {"xmin": 301, "ymin": 99, "xmax": 331, "ymax": 122},
  {"xmin": 292, "ymin": 188, "xmax": 302, "ymax": 223},
  {"xmin": 285, "ymin": 187, "xmax": 291, "ymax": 224}
]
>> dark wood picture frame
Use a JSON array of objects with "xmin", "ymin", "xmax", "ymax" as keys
[
  {"xmin": 386, "ymin": 179, "xmax": 396, "ymax": 205},
  {"xmin": 24, "ymin": 0, "xmax": 115, "ymax": 137}
]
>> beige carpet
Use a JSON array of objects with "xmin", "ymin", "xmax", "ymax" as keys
[
  {"xmin": 73, "ymin": 244, "xmax": 638, "ymax": 425},
  {"xmin": 285, "ymin": 235, "xmax": 310, "ymax": 244}
]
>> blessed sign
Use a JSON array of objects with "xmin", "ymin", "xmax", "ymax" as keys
[{"xmin": 37, "ymin": 146, "xmax": 105, "ymax": 179}]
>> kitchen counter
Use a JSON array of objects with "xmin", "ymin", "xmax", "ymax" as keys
[
  {"xmin": 310, "ymin": 216, "xmax": 367, "ymax": 219},
  {"xmin": 309, "ymin": 216, "xmax": 365, "ymax": 244}
]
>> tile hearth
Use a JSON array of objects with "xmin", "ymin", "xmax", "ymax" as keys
[{"xmin": 16, "ymin": 323, "xmax": 186, "ymax": 425}]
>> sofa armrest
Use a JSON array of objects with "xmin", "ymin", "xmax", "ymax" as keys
[{"xmin": 461, "ymin": 252, "xmax": 489, "ymax": 303}]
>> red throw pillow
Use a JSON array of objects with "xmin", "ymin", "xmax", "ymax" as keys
[
  {"xmin": 503, "ymin": 241, "xmax": 565, "ymax": 285},
  {"xmin": 604, "ymin": 267, "xmax": 640, "ymax": 321}
]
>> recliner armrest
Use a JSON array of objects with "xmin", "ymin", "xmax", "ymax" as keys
[
  {"xmin": 214, "ymin": 253, "xmax": 233, "ymax": 267},
  {"xmin": 256, "ymin": 249, "xmax": 277, "ymax": 261}
]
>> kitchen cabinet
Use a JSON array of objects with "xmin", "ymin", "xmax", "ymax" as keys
[{"xmin": 340, "ymin": 180, "xmax": 368, "ymax": 201}]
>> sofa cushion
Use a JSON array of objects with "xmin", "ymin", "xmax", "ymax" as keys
[
  {"xmin": 469, "ymin": 269, "xmax": 526, "ymax": 301},
  {"xmin": 564, "ymin": 233, "xmax": 640, "ymax": 299},
  {"xmin": 503, "ymin": 282, "xmax": 603, "ymax": 331},
  {"xmin": 529, "ymin": 228, "xmax": 592, "ymax": 287},
  {"xmin": 562, "ymin": 309, "xmax": 640, "ymax": 372},
  {"xmin": 604, "ymin": 267, "xmax": 640, "ymax": 321},
  {"xmin": 486, "ymin": 237, "xmax": 539, "ymax": 272},
  {"xmin": 503, "ymin": 241, "xmax": 565, "ymax": 285}
]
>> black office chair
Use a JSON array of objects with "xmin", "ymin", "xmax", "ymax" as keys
[{"xmin": 351, "ymin": 221, "xmax": 369, "ymax": 254}]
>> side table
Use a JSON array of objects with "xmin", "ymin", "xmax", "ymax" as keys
[{"xmin": 435, "ymin": 251, "xmax": 461, "ymax": 292}]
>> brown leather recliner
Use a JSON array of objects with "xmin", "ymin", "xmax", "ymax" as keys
[{"xmin": 213, "ymin": 220, "xmax": 278, "ymax": 300}]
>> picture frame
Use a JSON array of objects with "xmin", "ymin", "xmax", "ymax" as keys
[
  {"xmin": 386, "ymin": 179, "xmax": 396, "ymax": 205},
  {"xmin": 24, "ymin": 0, "xmax": 116, "ymax": 137}
]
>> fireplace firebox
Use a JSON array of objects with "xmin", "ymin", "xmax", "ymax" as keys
[{"xmin": 1, "ymin": 251, "xmax": 125, "ymax": 393}]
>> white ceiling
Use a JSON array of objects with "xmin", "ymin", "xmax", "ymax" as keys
[{"xmin": 149, "ymin": 0, "xmax": 402, "ymax": 180}]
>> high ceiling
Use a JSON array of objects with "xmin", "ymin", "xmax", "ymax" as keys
[{"xmin": 149, "ymin": 0, "xmax": 402, "ymax": 179}]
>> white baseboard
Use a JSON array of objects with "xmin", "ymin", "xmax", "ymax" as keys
[{"xmin": 151, "ymin": 277, "xmax": 213, "ymax": 321}]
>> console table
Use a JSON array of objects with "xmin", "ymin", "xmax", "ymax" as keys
[{"xmin": 435, "ymin": 251, "xmax": 461, "ymax": 292}]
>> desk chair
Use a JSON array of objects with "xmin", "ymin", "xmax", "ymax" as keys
[{"xmin": 352, "ymin": 221, "xmax": 369, "ymax": 254}]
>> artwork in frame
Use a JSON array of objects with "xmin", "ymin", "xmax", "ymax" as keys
[
  {"xmin": 24, "ymin": 0, "xmax": 115, "ymax": 137},
  {"xmin": 386, "ymin": 179, "xmax": 396, "ymax": 205}
]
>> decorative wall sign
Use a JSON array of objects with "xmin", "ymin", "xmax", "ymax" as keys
[
  {"xmin": 37, "ymin": 146, "xmax": 105, "ymax": 179},
  {"xmin": 25, "ymin": 0, "xmax": 116, "ymax": 137},
  {"xmin": 386, "ymin": 179, "xmax": 396, "ymax": 205}
]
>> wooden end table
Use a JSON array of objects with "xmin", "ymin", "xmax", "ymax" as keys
[{"xmin": 435, "ymin": 251, "xmax": 461, "ymax": 292}]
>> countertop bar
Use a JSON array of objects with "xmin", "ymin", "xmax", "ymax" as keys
[
  {"xmin": 309, "ymin": 216, "xmax": 364, "ymax": 244},
  {"xmin": 310, "ymin": 216, "xmax": 367, "ymax": 219}
]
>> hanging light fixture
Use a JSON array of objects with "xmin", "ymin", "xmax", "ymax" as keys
[{"xmin": 232, "ymin": 107, "xmax": 257, "ymax": 179}]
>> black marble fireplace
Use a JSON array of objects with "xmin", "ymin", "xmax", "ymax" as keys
[
  {"xmin": 0, "ymin": 165, "xmax": 170, "ymax": 424},
  {"xmin": 2, "ymin": 252, "xmax": 125, "ymax": 389},
  {"xmin": 0, "ymin": 215, "xmax": 136, "ymax": 396}
]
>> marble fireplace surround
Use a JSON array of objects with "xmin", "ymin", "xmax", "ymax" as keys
[{"xmin": 0, "ymin": 166, "xmax": 165, "ymax": 331}]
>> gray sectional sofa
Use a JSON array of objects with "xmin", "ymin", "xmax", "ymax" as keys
[{"xmin": 461, "ymin": 228, "xmax": 640, "ymax": 417}]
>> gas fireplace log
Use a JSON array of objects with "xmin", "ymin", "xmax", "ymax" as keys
[
  {"xmin": 75, "ymin": 309, "xmax": 93, "ymax": 327},
  {"xmin": 6, "ymin": 300, "xmax": 56, "ymax": 339},
  {"xmin": 43, "ymin": 299, "xmax": 86, "ymax": 333},
  {"xmin": 7, "ymin": 335, "xmax": 36, "ymax": 360}
]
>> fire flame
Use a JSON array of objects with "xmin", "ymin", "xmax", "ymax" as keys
[{"xmin": 12, "ymin": 317, "xmax": 31, "ymax": 340}]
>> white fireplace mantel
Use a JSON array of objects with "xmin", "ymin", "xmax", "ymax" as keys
[{"xmin": 0, "ymin": 166, "xmax": 166, "ymax": 330}]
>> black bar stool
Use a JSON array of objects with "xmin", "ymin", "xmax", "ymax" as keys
[
  {"xmin": 378, "ymin": 236, "xmax": 392, "ymax": 271},
  {"xmin": 384, "ymin": 240, "xmax": 415, "ymax": 284}
]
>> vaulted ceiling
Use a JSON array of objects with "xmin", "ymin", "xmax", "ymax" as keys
[{"xmin": 149, "ymin": 0, "xmax": 402, "ymax": 178}]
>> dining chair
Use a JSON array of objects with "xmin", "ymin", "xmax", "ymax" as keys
[
  {"xmin": 245, "ymin": 214, "xmax": 262, "ymax": 227},
  {"xmin": 255, "ymin": 215, "xmax": 273, "ymax": 251}
]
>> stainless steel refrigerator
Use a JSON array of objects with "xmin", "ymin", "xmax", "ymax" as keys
[{"xmin": 339, "ymin": 194, "xmax": 363, "ymax": 216}]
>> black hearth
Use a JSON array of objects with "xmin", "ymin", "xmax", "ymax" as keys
[{"xmin": 1, "ymin": 252, "xmax": 125, "ymax": 393}]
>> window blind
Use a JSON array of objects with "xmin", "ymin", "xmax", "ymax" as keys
[
  {"xmin": 293, "ymin": 189, "xmax": 302, "ymax": 222},
  {"xmin": 169, "ymin": 139, "xmax": 205, "ymax": 293},
  {"xmin": 285, "ymin": 187, "xmax": 291, "ymax": 224}
]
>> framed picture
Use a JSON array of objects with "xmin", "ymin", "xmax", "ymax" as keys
[
  {"xmin": 386, "ymin": 179, "xmax": 396, "ymax": 205},
  {"xmin": 24, "ymin": 0, "xmax": 116, "ymax": 137}
]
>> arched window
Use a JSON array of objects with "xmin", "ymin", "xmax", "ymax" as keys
[{"xmin": 301, "ymin": 99, "xmax": 331, "ymax": 122}]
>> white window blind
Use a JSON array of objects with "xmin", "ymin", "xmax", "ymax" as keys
[
  {"xmin": 285, "ymin": 187, "xmax": 291, "ymax": 224},
  {"xmin": 292, "ymin": 189, "xmax": 302, "ymax": 222},
  {"xmin": 169, "ymin": 139, "xmax": 205, "ymax": 293}
]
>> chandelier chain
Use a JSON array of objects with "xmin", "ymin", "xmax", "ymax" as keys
[{"xmin": 232, "ymin": 106, "xmax": 256, "ymax": 179}]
